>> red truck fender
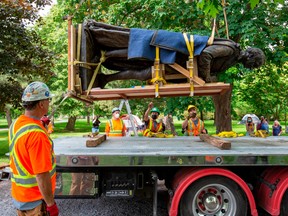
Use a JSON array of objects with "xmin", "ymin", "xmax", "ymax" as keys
[
  {"xmin": 169, "ymin": 167, "xmax": 258, "ymax": 216},
  {"xmin": 255, "ymin": 167, "xmax": 288, "ymax": 216}
]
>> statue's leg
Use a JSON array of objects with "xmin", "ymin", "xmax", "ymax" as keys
[
  {"xmin": 197, "ymin": 52, "xmax": 213, "ymax": 82},
  {"xmin": 95, "ymin": 68, "xmax": 152, "ymax": 88}
]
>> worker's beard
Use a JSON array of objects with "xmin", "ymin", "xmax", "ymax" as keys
[{"xmin": 191, "ymin": 113, "xmax": 197, "ymax": 118}]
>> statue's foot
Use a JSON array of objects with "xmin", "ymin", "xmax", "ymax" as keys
[{"xmin": 204, "ymin": 75, "xmax": 217, "ymax": 83}]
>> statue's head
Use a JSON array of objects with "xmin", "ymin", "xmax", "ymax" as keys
[{"xmin": 243, "ymin": 48, "xmax": 265, "ymax": 69}]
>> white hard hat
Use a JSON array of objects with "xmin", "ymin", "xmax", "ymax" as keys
[
  {"xmin": 112, "ymin": 107, "xmax": 120, "ymax": 113},
  {"xmin": 22, "ymin": 81, "xmax": 53, "ymax": 102}
]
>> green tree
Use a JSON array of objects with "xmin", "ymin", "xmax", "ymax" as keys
[{"xmin": 0, "ymin": 0, "xmax": 54, "ymax": 111}]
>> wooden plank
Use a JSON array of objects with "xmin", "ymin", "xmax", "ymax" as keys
[
  {"xmin": 200, "ymin": 134, "xmax": 231, "ymax": 150},
  {"xmin": 67, "ymin": 17, "xmax": 72, "ymax": 91},
  {"xmin": 169, "ymin": 63, "xmax": 205, "ymax": 86},
  {"xmin": 70, "ymin": 25, "xmax": 76, "ymax": 91},
  {"xmin": 165, "ymin": 74, "xmax": 186, "ymax": 80},
  {"xmin": 78, "ymin": 82, "xmax": 230, "ymax": 101},
  {"xmin": 86, "ymin": 134, "xmax": 107, "ymax": 147}
]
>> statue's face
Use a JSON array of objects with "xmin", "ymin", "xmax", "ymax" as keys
[{"xmin": 243, "ymin": 48, "xmax": 265, "ymax": 69}]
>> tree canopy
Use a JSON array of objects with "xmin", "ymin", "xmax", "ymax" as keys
[
  {"xmin": 1, "ymin": 0, "xmax": 287, "ymax": 130},
  {"xmin": 0, "ymin": 0, "xmax": 53, "ymax": 111}
]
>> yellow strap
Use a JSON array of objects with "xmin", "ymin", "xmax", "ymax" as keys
[
  {"xmin": 86, "ymin": 50, "xmax": 106, "ymax": 96},
  {"xmin": 154, "ymin": 47, "xmax": 160, "ymax": 98},
  {"xmin": 183, "ymin": 33, "xmax": 193, "ymax": 57},
  {"xmin": 183, "ymin": 33, "xmax": 194, "ymax": 96},
  {"xmin": 189, "ymin": 35, "xmax": 194, "ymax": 96},
  {"xmin": 77, "ymin": 24, "xmax": 82, "ymax": 61}
]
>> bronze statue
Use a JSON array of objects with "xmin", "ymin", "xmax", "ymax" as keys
[{"xmin": 80, "ymin": 20, "xmax": 265, "ymax": 89}]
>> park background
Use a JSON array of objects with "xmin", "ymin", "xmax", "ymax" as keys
[{"xmin": 0, "ymin": 1, "xmax": 287, "ymax": 163}]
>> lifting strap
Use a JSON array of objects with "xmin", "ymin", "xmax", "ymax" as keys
[
  {"xmin": 86, "ymin": 50, "xmax": 106, "ymax": 96},
  {"xmin": 71, "ymin": 60, "xmax": 100, "ymax": 69},
  {"xmin": 183, "ymin": 33, "xmax": 194, "ymax": 96},
  {"xmin": 150, "ymin": 47, "xmax": 166, "ymax": 98}
]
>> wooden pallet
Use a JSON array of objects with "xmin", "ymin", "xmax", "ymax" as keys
[{"xmin": 71, "ymin": 82, "xmax": 230, "ymax": 101}]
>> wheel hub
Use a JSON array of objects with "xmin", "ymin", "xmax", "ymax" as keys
[
  {"xmin": 195, "ymin": 187, "xmax": 227, "ymax": 215},
  {"xmin": 203, "ymin": 193, "xmax": 220, "ymax": 212}
]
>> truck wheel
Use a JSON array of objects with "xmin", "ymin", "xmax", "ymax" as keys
[
  {"xmin": 179, "ymin": 176, "xmax": 247, "ymax": 216},
  {"xmin": 280, "ymin": 190, "xmax": 288, "ymax": 216}
]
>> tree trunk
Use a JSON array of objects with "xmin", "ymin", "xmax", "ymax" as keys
[
  {"xmin": 65, "ymin": 116, "xmax": 77, "ymax": 131},
  {"xmin": 200, "ymin": 110, "xmax": 204, "ymax": 121},
  {"xmin": 5, "ymin": 108, "xmax": 12, "ymax": 128},
  {"xmin": 87, "ymin": 115, "xmax": 90, "ymax": 125},
  {"xmin": 86, "ymin": 105, "xmax": 90, "ymax": 125},
  {"xmin": 212, "ymin": 85, "xmax": 233, "ymax": 134}
]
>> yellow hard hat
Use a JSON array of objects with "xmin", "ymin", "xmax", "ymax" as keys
[{"xmin": 187, "ymin": 105, "xmax": 197, "ymax": 112}]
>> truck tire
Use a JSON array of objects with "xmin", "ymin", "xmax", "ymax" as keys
[
  {"xmin": 280, "ymin": 190, "xmax": 288, "ymax": 216},
  {"xmin": 179, "ymin": 176, "xmax": 247, "ymax": 216}
]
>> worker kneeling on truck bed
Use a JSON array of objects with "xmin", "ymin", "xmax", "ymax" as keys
[
  {"xmin": 105, "ymin": 107, "xmax": 126, "ymax": 137},
  {"xmin": 143, "ymin": 102, "xmax": 165, "ymax": 137},
  {"xmin": 182, "ymin": 105, "xmax": 207, "ymax": 136}
]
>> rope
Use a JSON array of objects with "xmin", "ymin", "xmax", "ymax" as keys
[
  {"xmin": 70, "ymin": 60, "xmax": 100, "ymax": 69},
  {"xmin": 222, "ymin": 0, "xmax": 230, "ymax": 39}
]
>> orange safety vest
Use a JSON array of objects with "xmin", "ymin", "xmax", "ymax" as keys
[
  {"xmin": 9, "ymin": 115, "xmax": 56, "ymax": 202},
  {"xmin": 105, "ymin": 118, "xmax": 126, "ymax": 137},
  {"xmin": 143, "ymin": 118, "xmax": 163, "ymax": 137},
  {"xmin": 186, "ymin": 118, "xmax": 204, "ymax": 136},
  {"xmin": 47, "ymin": 122, "xmax": 54, "ymax": 134}
]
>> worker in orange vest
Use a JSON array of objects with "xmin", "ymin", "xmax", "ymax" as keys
[
  {"xmin": 105, "ymin": 107, "xmax": 126, "ymax": 137},
  {"xmin": 9, "ymin": 81, "xmax": 59, "ymax": 216},
  {"xmin": 143, "ymin": 102, "xmax": 165, "ymax": 136},
  {"xmin": 182, "ymin": 105, "xmax": 207, "ymax": 136}
]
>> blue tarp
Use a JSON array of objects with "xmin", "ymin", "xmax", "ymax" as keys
[{"xmin": 128, "ymin": 28, "xmax": 209, "ymax": 64}]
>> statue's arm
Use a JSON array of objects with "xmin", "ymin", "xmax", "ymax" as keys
[{"xmin": 198, "ymin": 45, "xmax": 235, "ymax": 81}]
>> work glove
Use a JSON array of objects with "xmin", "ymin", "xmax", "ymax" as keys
[{"xmin": 47, "ymin": 202, "xmax": 59, "ymax": 216}]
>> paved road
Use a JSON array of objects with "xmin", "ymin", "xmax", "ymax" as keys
[{"xmin": 0, "ymin": 180, "xmax": 169, "ymax": 216}]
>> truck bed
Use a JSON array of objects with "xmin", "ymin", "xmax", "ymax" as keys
[{"xmin": 54, "ymin": 136, "xmax": 288, "ymax": 166}]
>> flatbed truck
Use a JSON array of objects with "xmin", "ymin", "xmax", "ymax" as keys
[{"xmin": 54, "ymin": 136, "xmax": 288, "ymax": 216}]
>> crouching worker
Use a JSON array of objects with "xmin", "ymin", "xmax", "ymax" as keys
[
  {"xmin": 9, "ymin": 81, "xmax": 59, "ymax": 216},
  {"xmin": 182, "ymin": 105, "xmax": 207, "ymax": 136},
  {"xmin": 105, "ymin": 107, "xmax": 126, "ymax": 137},
  {"xmin": 143, "ymin": 102, "xmax": 165, "ymax": 137}
]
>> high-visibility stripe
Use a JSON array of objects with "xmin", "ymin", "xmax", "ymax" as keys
[
  {"xmin": 108, "ymin": 119, "xmax": 124, "ymax": 136},
  {"xmin": 11, "ymin": 166, "xmax": 56, "ymax": 188},
  {"xmin": 10, "ymin": 125, "xmax": 47, "ymax": 177},
  {"xmin": 187, "ymin": 119, "xmax": 204, "ymax": 136},
  {"xmin": 143, "ymin": 118, "xmax": 162, "ymax": 136},
  {"xmin": 9, "ymin": 118, "xmax": 55, "ymax": 188}
]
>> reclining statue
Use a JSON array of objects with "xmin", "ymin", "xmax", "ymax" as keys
[{"xmin": 79, "ymin": 20, "xmax": 265, "ymax": 89}]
